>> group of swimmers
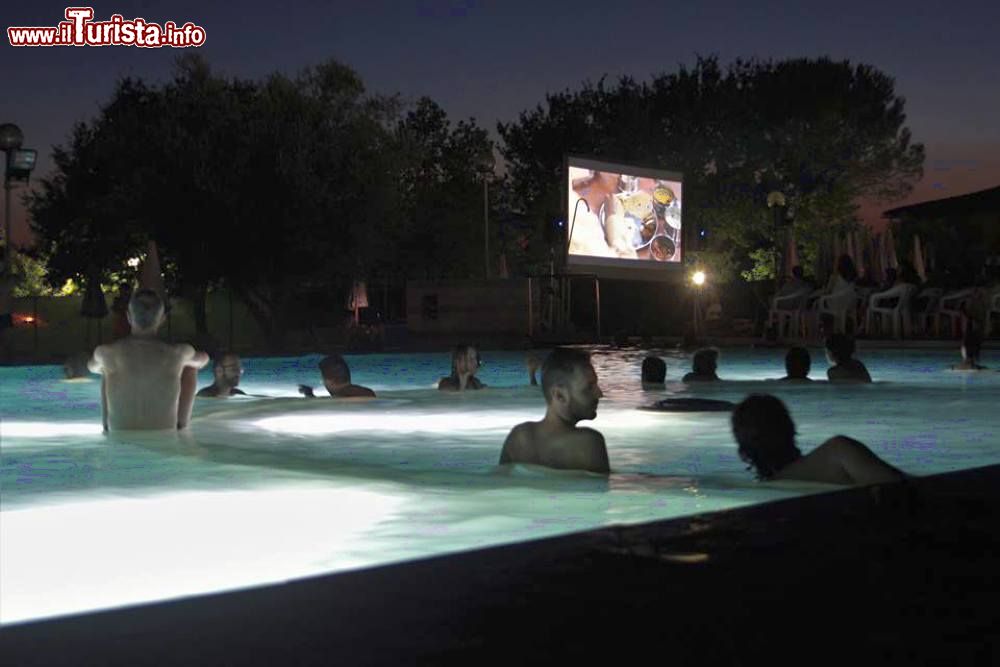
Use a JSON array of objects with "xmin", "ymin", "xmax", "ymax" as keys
[{"xmin": 85, "ymin": 286, "xmax": 1000, "ymax": 488}]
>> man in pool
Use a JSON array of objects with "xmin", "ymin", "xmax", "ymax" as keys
[
  {"xmin": 775, "ymin": 346, "xmax": 813, "ymax": 382},
  {"xmin": 499, "ymin": 347, "xmax": 609, "ymax": 474},
  {"xmin": 197, "ymin": 352, "xmax": 247, "ymax": 397},
  {"xmin": 682, "ymin": 348, "xmax": 720, "ymax": 382},
  {"xmin": 87, "ymin": 288, "xmax": 209, "ymax": 431},
  {"xmin": 641, "ymin": 356, "xmax": 667, "ymax": 388},
  {"xmin": 731, "ymin": 394, "xmax": 905, "ymax": 485},
  {"xmin": 825, "ymin": 334, "xmax": 872, "ymax": 383},
  {"xmin": 299, "ymin": 354, "xmax": 375, "ymax": 398}
]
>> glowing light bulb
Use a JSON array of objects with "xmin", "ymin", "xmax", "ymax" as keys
[{"xmin": 692, "ymin": 271, "xmax": 706, "ymax": 286}]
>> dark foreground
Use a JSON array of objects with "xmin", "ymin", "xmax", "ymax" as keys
[{"xmin": 3, "ymin": 464, "xmax": 998, "ymax": 666}]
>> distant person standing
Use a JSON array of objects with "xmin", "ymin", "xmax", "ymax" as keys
[
  {"xmin": 951, "ymin": 329, "xmax": 988, "ymax": 371},
  {"xmin": 88, "ymin": 288, "xmax": 209, "ymax": 431}
]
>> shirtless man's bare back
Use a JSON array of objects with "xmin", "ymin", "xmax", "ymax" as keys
[
  {"xmin": 499, "ymin": 348, "xmax": 609, "ymax": 474},
  {"xmin": 88, "ymin": 289, "xmax": 208, "ymax": 431}
]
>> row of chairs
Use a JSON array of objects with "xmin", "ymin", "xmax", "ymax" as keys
[{"xmin": 767, "ymin": 285, "xmax": 1000, "ymax": 340}]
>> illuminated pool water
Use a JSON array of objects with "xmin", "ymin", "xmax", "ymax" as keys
[{"xmin": 2, "ymin": 347, "xmax": 998, "ymax": 625}]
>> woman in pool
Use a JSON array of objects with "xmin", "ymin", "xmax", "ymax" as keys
[
  {"xmin": 731, "ymin": 394, "xmax": 905, "ymax": 485},
  {"xmin": 439, "ymin": 344, "xmax": 486, "ymax": 391}
]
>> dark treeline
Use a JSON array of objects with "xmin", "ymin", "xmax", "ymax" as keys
[{"xmin": 26, "ymin": 54, "xmax": 923, "ymax": 345}]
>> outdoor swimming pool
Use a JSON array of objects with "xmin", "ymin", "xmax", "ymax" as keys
[{"xmin": 2, "ymin": 346, "xmax": 999, "ymax": 625}]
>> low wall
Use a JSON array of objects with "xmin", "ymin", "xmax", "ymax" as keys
[{"xmin": 406, "ymin": 279, "xmax": 530, "ymax": 336}]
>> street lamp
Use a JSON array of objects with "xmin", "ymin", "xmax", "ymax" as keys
[
  {"xmin": 1, "ymin": 123, "xmax": 38, "ymax": 268},
  {"xmin": 691, "ymin": 269, "xmax": 707, "ymax": 339},
  {"xmin": 478, "ymin": 149, "xmax": 496, "ymax": 280}
]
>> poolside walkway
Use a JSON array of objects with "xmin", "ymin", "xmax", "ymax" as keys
[{"xmin": 3, "ymin": 463, "xmax": 998, "ymax": 665}]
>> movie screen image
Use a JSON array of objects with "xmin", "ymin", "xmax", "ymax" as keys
[{"xmin": 566, "ymin": 157, "xmax": 683, "ymax": 270}]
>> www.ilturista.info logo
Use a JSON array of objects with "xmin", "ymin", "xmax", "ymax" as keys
[{"xmin": 8, "ymin": 7, "xmax": 206, "ymax": 48}]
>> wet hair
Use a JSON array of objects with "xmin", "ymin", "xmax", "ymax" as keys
[
  {"xmin": 731, "ymin": 394, "xmax": 801, "ymax": 480},
  {"xmin": 963, "ymin": 328, "xmax": 983, "ymax": 361},
  {"xmin": 691, "ymin": 348, "xmax": 719, "ymax": 375},
  {"xmin": 784, "ymin": 346, "xmax": 811, "ymax": 378},
  {"xmin": 825, "ymin": 334, "xmax": 855, "ymax": 364},
  {"xmin": 641, "ymin": 356, "xmax": 666, "ymax": 384},
  {"xmin": 319, "ymin": 354, "xmax": 351, "ymax": 385},
  {"xmin": 836, "ymin": 254, "xmax": 858, "ymax": 283},
  {"xmin": 128, "ymin": 288, "xmax": 164, "ymax": 331},
  {"xmin": 541, "ymin": 348, "xmax": 592, "ymax": 403}
]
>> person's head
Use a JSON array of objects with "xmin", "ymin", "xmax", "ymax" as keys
[
  {"xmin": 319, "ymin": 354, "xmax": 351, "ymax": 393},
  {"xmin": 836, "ymin": 254, "xmax": 857, "ymax": 283},
  {"xmin": 691, "ymin": 348, "xmax": 719, "ymax": 376},
  {"xmin": 784, "ymin": 346, "xmax": 811, "ymax": 379},
  {"xmin": 213, "ymin": 352, "xmax": 243, "ymax": 389},
  {"xmin": 63, "ymin": 352, "xmax": 90, "ymax": 380},
  {"xmin": 961, "ymin": 328, "xmax": 983, "ymax": 363},
  {"xmin": 791, "ymin": 265, "xmax": 804, "ymax": 281},
  {"xmin": 731, "ymin": 394, "xmax": 802, "ymax": 480},
  {"xmin": 450, "ymin": 344, "xmax": 481, "ymax": 378},
  {"xmin": 641, "ymin": 356, "xmax": 666, "ymax": 384},
  {"xmin": 126, "ymin": 288, "xmax": 165, "ymax": 334},
  {"xmin": 541, "ymin": 347, "xmax": 603, "ymax": 423},
  {"xmin": 825, "ymin": 333, "xmax": 855, "ymax": 365}
]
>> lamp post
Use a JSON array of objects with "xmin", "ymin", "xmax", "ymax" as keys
[
  {"xmin": 478, "ymin": 149, "xmax": 496, "ymax": 280},
  {"xmin": 691, "ymin": 269, "xmax": 706, "ymax": 340},
  {"xmin": 1, "ymin": 123, "xmax": 37, "ymax": 269},
  {"xmin": 1, "ymin": 123, "xmax": 25, "ymax": 268}
]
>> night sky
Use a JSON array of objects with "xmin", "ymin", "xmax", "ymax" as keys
[{"xmin": 3, "ymin": 0, "xmax": 999, "ymax": 245}]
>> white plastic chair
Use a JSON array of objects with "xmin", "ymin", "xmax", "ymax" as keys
[
  {"xmin": 817, "ymin": 286, "xmax": 859, "ymax": 335},
  {"xmin": 866, "ymin": 284, "xmax": 917, "ymax": 339},
  {"xmin": 766, "ymin": 287, "xmax": 812, "ymax": 339},
  {"xmin": 935, "ymin": 288, "xmax": 974, "ymax": 338}
]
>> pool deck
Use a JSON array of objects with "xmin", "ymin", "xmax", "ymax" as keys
[{"xmin": 3, "ymin": 464, "xmax": 998, "ymax": 666}]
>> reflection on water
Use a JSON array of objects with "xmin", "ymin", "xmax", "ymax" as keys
[{"xmin": 2, "ymin": 347, "xmax": 999, "ymax": 624}]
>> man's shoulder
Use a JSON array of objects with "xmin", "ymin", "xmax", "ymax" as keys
[
  {"xmin": 572, "ymin": 425, "xmax": 605, "ymax": 444},
  {"xmin": 508, "ymin": 421, "xmax": 537, "ymax": 439}
]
